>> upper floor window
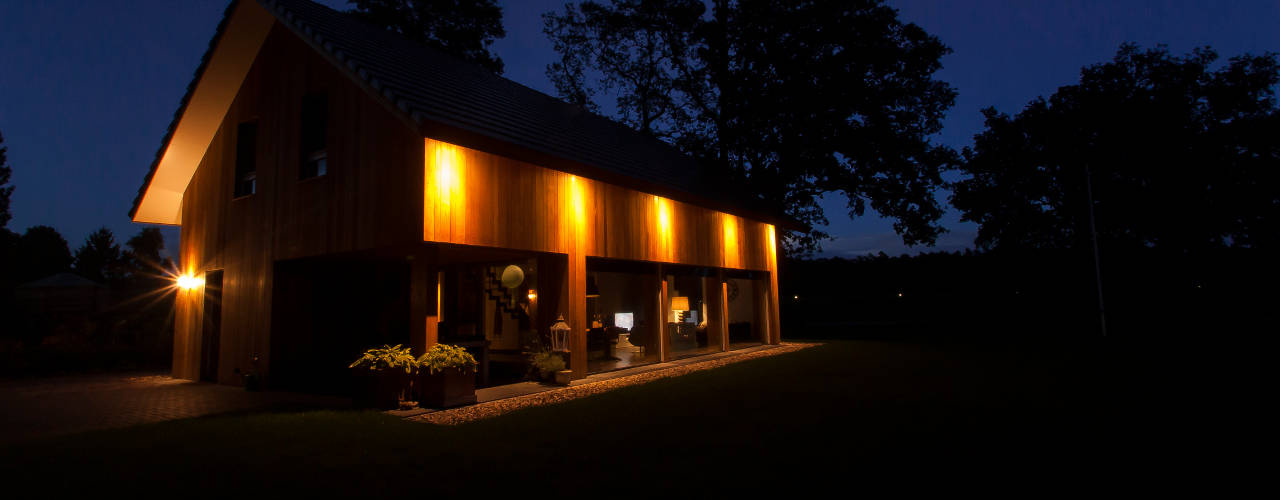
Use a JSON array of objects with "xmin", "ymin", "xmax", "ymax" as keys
[
  {"xmin": 234, "ymin": 121, "xmax": 257, "ymax": 197},
  {"xmin": 299, "ymin": 93, "xmax": 328, "ymax": 180}
]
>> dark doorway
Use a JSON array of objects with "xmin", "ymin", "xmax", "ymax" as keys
[
  {"xmin": 200, "ymin": 270, "xmax": 223, "ymax": 383},
  {"xmin": 271, "ymin": 257, "xmax": 410, "ymax": 395}
]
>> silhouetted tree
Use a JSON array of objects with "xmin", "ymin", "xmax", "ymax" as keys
[
  {"xmin": 347, "ymin": 0, "xmax": 506, "ymax": 74},
  {"xmin": 544, "ymin": 0, "xmax": 704, "ymax": 137},
  {"xmin": 73, "ymin": 227, "xmax": 123, "ymax": 285},
  {"xmin": 952, "ymin": 44, "xmax": 1280, "ymax": 252},
  {"xmin": 0, "ymin": 131, "xmax": 15, "ymax": 293},
  {"xmin": 544, "ymin": 0, "xmax": 957, "ymax": 255},
  {"xmin": 0, "ymin": 131, "xmax": 12, "ymax": 230},
  {"xmin": 16, "ymin": 225, "xmax": 73, "ymax": 284},
  {"xmin": 121, "ymin": 227, "xmax": 172, "ymax": 291}
]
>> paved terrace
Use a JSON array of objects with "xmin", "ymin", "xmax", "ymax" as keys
[
  {"xmin": 0, "ymin": 373, "xmax": 346, "ymax": 444},
  {"xmin": 0, "ymin": 343, "xmax": 811, "ymax": 442}
]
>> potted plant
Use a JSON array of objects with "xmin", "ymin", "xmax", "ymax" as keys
[
  {"xmin": 349, "ymin": 344, "xmax": 415, "ymax": 410},
  {"xmin": 415, "ymin": 344, "xmax": 478, "ymax": 408},
  {"xmin": 528, "ymin": 349, "xmax": 567, "ymax": 384}
]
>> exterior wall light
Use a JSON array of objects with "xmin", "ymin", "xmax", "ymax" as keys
[{"xmin": 176, "ymin": 274, "xmax": 204, "ymax": 290}]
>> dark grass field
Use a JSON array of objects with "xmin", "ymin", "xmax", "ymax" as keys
[{"xmin": 1, "ymin": 340, "xmax": 1134, "ymax": 492}]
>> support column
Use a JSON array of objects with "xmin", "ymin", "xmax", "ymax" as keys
[
  {"xmin": 409, "ymin": 248, "xmax": 439, "ymax": 355},
  {"xmin": 568, "ymin": 251, "xmax": 587, "ymax": 379},
  {"xmin": 703, "ymin": 273, "xmax": 725, "ymax": 352},
  {"xmin": 767, "ymin": 227, "xmax": 783, "ymax": 345},
  {"xmin": 767, "ymin": 271, "xmax": 781, "ymax": 345},
  {"xmin": 658, "ymin": 265, "xmax": 670, "ymax": 362},
  {"xmin": 719, "ymin": 274, "xmax": 730, "ymax": 352}
]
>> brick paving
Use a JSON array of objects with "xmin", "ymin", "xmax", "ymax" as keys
[{"xmin": 0, "ymin": 372, "xmax": 347, "ymax": 444}]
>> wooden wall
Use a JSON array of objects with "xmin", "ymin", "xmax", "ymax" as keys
[
  {"xmin": 174, "ymin": 23, "xmax": 423, "ymax": 383},
  {"xmin": 423, "ymin": 139, "xmax": 778, "ymax": 271}
]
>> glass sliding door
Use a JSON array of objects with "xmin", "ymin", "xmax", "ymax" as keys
[
  {"xmin": 664, "ymin": 265, "xmax": 723, "ymax": 359},
  {"xmin": 725, "ymin": 270, "xmax": 769, "ymax": 349},
  {"xmin": 585, "ymin": 258, "xmax": 660, "ymax": 373}
]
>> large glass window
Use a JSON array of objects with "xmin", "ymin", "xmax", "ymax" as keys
[
  {"xmin": 665, "ymin": 265, "xmax": 723, "ymax": 358},
  {"xmin": 725, "ymin": 270, "xmax": 770, "ymax": 349},
  {"xmin": 586, "ymin": 259, "xmax": 660, "ymax": 373},
  {"xmin": 438, "ymin": 256, "xmax": 540, "ymax": 387}
]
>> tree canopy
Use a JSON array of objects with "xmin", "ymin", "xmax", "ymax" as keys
[
  {"xmin": 15, "ymin": 225, "xmax": 72, "ymax": 284},
  {"xmin": 544, "ymin": 0, "xmax": 957, "ymax": 255},
  {"xmin": 347, "ymin": 0, "xmax": 507, "ymax": 74},
  {"xmin": 73, "ymin": 227, "xmax": 124, "ymax": 284},
  {"xmin": 951, "ymin": 44, "xmax": 1280, "ymax": 252}
]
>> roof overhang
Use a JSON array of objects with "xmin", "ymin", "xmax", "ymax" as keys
[{"xmin": 130, "ymin": 0, "xmax": 274, "ymax": 225}]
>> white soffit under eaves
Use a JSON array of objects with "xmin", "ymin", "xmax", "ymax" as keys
[{"xmin": 132, "ymin": 1, "xmax": 274, "ymax": 224}]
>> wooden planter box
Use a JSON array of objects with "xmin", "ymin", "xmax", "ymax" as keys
[
  {"xmin": 416, "ymin": 368, "xmax": 477, "ymax": 408},
  {"xmin": 351, "ymin": 369, "xmax": 407, "ymax": 410}
]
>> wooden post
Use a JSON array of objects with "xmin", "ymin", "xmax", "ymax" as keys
[
  {"xmin": 659, "ymin": 266, "xmax": 670, "ymax": 362},
  {"xmin": 409, "ymin": 248, "xmax": 439, "ymax": 355},
  {"xmin": 703, "ymin": 274, "xmax": 724, "ymax": 352},
  {"xmin": 568, "ymin": 251, "xmax": 587, "ymax": 378},
  {"xmin": 720, "ymin": 277, "xmax": 730, "ymax": 352}
]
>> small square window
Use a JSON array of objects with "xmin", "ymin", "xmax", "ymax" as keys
[
  {"xmin": 301, "ymin": 150, "xmax": 327, "ymax": 179},
  {"xmin": 299, "ymin": 93, "xmax": 328, "ymax": 180},
  {"xmin": 234, "ymin": 121, "xmax": 257, "ymax": 197}
]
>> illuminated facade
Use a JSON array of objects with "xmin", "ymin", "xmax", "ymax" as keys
[{"xmin": 130, "ymin": 0, "xmax": 789, "ymax": 391}]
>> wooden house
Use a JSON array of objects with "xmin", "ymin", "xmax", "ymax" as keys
[{"xmin": 130, "ymin": 0, "xmax": 791, "ymax": 391}]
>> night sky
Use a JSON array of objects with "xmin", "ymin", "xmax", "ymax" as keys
[{"xmin": 1, "ymin": 0, "xmax": 1277, "ymax": 261}]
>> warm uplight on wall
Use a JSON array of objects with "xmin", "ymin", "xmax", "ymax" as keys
[
  {"xmin": 654, "ymin": 196, "xmax": 673, "ymax": 261},
  {"xmin": 722, "ymin": 213, "xmax": 741, "ymax": 269},
  {"xmin": 527, "ymin": 290, "xmax": 537, "ymax": 301},
  {"xmin": 432, "ymin": 142, "xmax": 463, "ymax": 207},
  {"xmin": 176, "ymin": 274, "xmax": 204, "ymax": 290},
  {"xmin": 570, "ymin": 176, "xmax": 585, "ymax": 227},
  {"xmin": 766, "ymin": 224, "xmax": 777, "ymax": 268},
  {"xmin": 424, "ymin": 139, "xmax": 469, "ymax": 243}
]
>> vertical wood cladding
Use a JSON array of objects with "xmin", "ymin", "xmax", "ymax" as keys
[
  {"xmin": 422, "ymin": 139, "xmax": 778, "ymax": 272},
  {"xmin": 174, "ymin": 23, "xmax": 423, "ymax": 382}
]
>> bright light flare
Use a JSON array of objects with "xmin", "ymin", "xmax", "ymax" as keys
[{"xmin": 176, "ymin": 274, "xmax": 204, "ymax": 290}]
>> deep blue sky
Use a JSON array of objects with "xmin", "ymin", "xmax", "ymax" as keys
[{"xmin": 1, "ymin": 1, "xmax": 1277, "ymax": 261}]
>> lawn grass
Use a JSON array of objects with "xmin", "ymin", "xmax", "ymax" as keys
[{"xmin": 1, "ymin": 340, "xmax": 1116, "ymax": 492}]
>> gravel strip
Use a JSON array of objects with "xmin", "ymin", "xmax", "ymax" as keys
[{"xmin": 408, "ymin": 342, "xmax": 818, "ymax": 425}]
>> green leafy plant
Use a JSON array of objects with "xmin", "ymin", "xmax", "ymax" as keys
[
  {"xmin": 349, "ymin": 344, "xmax": 416, "ymax": 373},
  {"xmin": 528, "ymin": 350, "xmax": 565, "ymax": 381},
  {"xmin": 417, "ymin": 343, "xmax": 478, "ymax": 374}
]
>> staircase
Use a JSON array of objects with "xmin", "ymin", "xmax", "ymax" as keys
[{"xmin": 483, "ymin": 267, "xmax": 527, "ymax": 322}]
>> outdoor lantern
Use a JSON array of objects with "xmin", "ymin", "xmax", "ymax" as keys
[{"xmin": 550, "ymin": 314, "xmax": 571, "ymax": 352}]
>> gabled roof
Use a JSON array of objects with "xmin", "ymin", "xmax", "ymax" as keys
[{"xmin": 131, "ymin": 0, "xmax": 798, "ymax": 229}]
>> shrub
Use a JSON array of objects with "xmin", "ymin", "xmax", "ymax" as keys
[
  {"xmin": 417, "ymin": 344, "xmax": 477, "ymax": 374},
  {"xmin": 348, "ymin": 344, "xmax": 415, "ymax": 373},
  {"xmin": 529, "ymin": 350, "xmax": 565, "ymax": 381}
]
